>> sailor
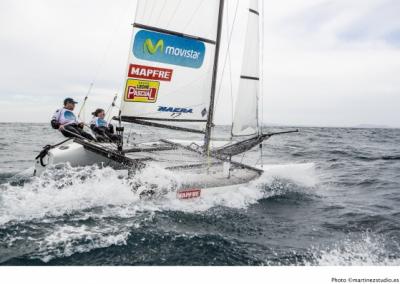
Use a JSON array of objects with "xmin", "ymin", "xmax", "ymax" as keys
[
  {"xmin": 90, "ymin": 108, "xmax": 119, "ymax": 142},
  {"xmin": 51, "ymin": 98, "xmax": 95, "ymax": 140}
]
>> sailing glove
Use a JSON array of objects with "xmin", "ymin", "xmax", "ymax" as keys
[{"xmin": 51, "ymin": 119, "xmax": 60, "ymax": 130}]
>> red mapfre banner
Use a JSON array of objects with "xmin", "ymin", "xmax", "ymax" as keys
[
  {"xmin": 127, "ymin": 64, "xmax": 173, "ymax": 82},
  {"xmin": 177, "ymin": 189, "xmax": 201, "ymax": 200}
]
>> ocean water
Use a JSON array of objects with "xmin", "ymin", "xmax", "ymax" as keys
[{"xmin": 0, "ymin": 123, "xmax": 399, "ymax": 265}]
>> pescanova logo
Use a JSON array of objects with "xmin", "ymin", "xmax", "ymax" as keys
[{"xmin": 133, "ymin": 30, "xmax": 206, "ymax": 69}]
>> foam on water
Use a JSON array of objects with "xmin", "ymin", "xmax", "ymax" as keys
[
  {"xmin": 0, "ymin": 165, "xmax": 138, "ymax": 225},
  {"xmin": 309, "ymin": 232, "xmax": 400, "ymax": 266},
  {"xmin": 34, "ymin": 224, "xmax": 131, "ymax": 263},
  {"xmin": 258, "ymin": 163, "xmax": 318, "ymax": 188},
  {"xmin": 176, "ymin": 162, "xmax": 319, "ymax": 210},
  {"xmin": 0, "ymin": 162, "xmax": 318, "ymax": 226}
]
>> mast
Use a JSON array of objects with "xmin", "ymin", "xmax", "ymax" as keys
[{"xmin": 204, "ymin": 0, "xmax": 225, "ymax": 153}]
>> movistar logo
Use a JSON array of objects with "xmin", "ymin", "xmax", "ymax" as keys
[
  {"xmin": 144, "ymin": 38, "xmax": 200, "ymax": 59},
  {"xmin": 133, "ymin": 30, "xmax": 206, "ymax": 69},
  {"xmin": 144, "ymin": 39, "xmax": 164, "ymax": 54}
]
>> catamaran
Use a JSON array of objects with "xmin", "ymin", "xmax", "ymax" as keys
[{"xmin": 34, "ymin": 0, "xmax": 297, "ymax": 199}]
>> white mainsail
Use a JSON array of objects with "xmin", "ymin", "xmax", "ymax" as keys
[
  {"xmin": 231, "ymin": 0, "xmax": 260, "ymax": 136},
  {"xmin": 120, "ymin": 0, "xmax": 221, "ymax": 130}
]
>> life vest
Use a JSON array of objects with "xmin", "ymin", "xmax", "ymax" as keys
[
  {"xmin": 51, "ymin": 108, "xmax": 78, "ymax": 126},
  {"xmin": 90, "ymin": 117, "xmax": 108, "ymax": 128}
]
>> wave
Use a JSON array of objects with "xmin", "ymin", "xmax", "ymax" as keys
[
  {"xmin": 0, "ymin": 162, "xmax": 319, "ymax": 226},
  {"xmin": 381, "ymin": 155, "xmax": 400, "ymax": 161},
  {"xmin": 22, "ymin": 231, "xmax": 400, "ymax": 265},
  {"xmin": 4, "ymin": 229, "xmax": 265, "ymax": 265},
  {"xmin": 0, "ymin": 165, "xmax": 139, "ymax": 226},
  {"xmin": 257, "ymin": 163, "xmax": 318, "ymax": 188},
  {"xmin": 0, "ymin": 173, "xmax": 16, "ymax": 183},
  {"xmin": 0, "ymin": 162, "xmax": 320, "ymax": 264},
  {"xmin": 262, "ymin": 232, "xmax": 400, "ymax": 266},
  {"xmin": 32, "ymin": 224, "xmax": 131, "ymax": 263},
  {"xmin": 308, "ymin": 232, "xmax": 400, "ymax": 266},
  {"xmin": 354, "ymin": 155, "xmax": 400, "ymax": 162}
]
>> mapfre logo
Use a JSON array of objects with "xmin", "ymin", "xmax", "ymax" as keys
[
  {"xmin": 133, "ymin": 29, "xmax": 205, "ymax": 69},
  {"xmin": 128, "ymin": 64, "xmax": 173, "ymax": 81},
  {"xmin": 124, "ymin": 79, "xmax": 159, "ymax": 103},
  {"xmin": 177, "ymin": 189, "xmax": 201, "ymax": 200}
]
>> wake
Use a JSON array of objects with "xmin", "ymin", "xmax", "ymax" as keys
[{"xmin": 0, "ymin": 162, "xmax": 319, "ymax": 225}]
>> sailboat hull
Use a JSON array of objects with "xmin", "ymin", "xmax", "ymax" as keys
[
  {"xmin": 34, "ymin": 140, "xmax": 114, "ymax": 176},
  {"xmin": 34, "ymin": 139, "xmax": 263, "ymax": 200}
]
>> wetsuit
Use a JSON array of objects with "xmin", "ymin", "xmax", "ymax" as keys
[
  {"xmin": 51, "ymin": 108, "xmax": 94, "ymax": 140},
  {"xmin": 90, "ymin": 117, "xmax": 119, "ymax": 142}
]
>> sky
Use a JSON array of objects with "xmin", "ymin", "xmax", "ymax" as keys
[{"xmin": 0, "ymin": 0, "xmax": 399, "ymax": 127}]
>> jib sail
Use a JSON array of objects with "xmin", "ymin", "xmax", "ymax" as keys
[{"xmin": 231, "ymin": 0, "xmax": 260, "ymax": 137}]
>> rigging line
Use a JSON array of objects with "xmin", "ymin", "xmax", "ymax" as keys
[
  {"xmin": 89, "ymin": 13, "xmax": 124, "ymax": 84},
  {"xmin": 240, "ymin": 152, "xmax": 246, "ymax": 164},
  {"xmin": 79, "ymin": 0, "xmax": 136, "ymax": 120},
  {"xmin": 105, "ymin": 94, "xmax": 118, "ymax": 123},
  {"xmin": 182, "ymin": 0, "xmax": 206, "ymax": 34},
  {"xmin": 260, "ymin": 0, "xmax": 265, "ymax": 135},
  {"xmin": 117, "ymin": 1, "xmax": 141, "ymax": 115},
  {"xmin": 166, "ymin": 0, "xmax": 182, "ymax": 28},
  {"xmin": 226, "ymin": 1, "xmax": 236, "ymax": 139},
  {"xmin": 214, "ymin": 0, "xmax": 239, "ymax": 109},
  {"xmin": 78, "ymin": 83, "xmax": 93, "ymax": 119}
]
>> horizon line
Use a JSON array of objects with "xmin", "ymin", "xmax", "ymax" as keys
[{"xmin": 0, "ymin": 121, "xmax": 398, "ymax": 129}]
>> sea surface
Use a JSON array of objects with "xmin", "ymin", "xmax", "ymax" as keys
[{"xmin": 0, "ymin": 123, "xmax": 399, "ymax": 265}]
